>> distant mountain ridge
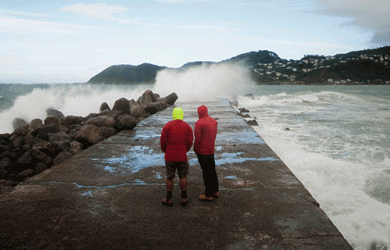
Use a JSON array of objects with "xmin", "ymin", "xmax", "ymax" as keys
[{"xmin": 88, "ymin": 47, "xmax": 390, "ymax": 85}]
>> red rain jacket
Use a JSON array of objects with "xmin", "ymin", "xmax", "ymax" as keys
[
  {"xmin": 160, "ymin": 120, "xmax": 193, "ymax": 162},
  {"xmin": 194, "ymin": 105, "xmax": 218, "ymax": 155}
]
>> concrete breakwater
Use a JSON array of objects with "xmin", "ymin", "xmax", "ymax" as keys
[{"xmin": 0, "ymin": 99, "xmax": 352, "ymax": 249}]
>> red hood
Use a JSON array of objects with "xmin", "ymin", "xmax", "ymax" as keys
[{"xmin": 197, "ymin": 105, "xmax": 208, "ymax": 118}]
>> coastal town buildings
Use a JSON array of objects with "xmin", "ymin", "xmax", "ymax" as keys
[{"xmin": 252, "ymin": 53, "xmax": 390, "ymax": 84}]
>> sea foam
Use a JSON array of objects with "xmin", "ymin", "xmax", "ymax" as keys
[{"xmin": 238, "ymin": 89, "xmax": 390, "ymax": 249}]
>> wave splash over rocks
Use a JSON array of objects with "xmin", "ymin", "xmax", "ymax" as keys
[{"xmin": 0, "ymin": 85, "xmax": 177, "ymax": 191}]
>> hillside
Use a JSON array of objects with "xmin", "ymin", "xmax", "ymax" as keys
[
  {"xmin": 88, "ymin": 46, "xmax": 390, "ymax": 85},
  {"xmin": 88, "ymin": 63, "xmax": 166, "ymax": 84}
]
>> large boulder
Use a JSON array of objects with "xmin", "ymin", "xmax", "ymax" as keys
[
  {"xmin": 32, "ymin": 140, "xmax": 56, "ymax": 157},
  {"xmin": 12, "ymin": 118, "xmax": 28, "ymax": 130},
  {"xmin": 129, "ymin": 99, "xmax": 137, "ymax": 107},
  {"xmin": 69, "ymin": 141, "xmax": 83, "ymax": 155},
  {"xmin": 34, "ymin": 123, "xmax": 60, "ymax": 141},
  {"xmin": 10, "ymin": 135, "xmax": 25, "ymax": 148},
  {"xmin": 162, "ymin": 92, "xmax": 178, "ymax": 105},
  {"xmin": 0, "ymin": 147, "xmax": 9, "ymax": 157},
  {"xmin": 0, "ymin": 169, "xmax": 9, "ymax": 179},
  {"xmin": 145, "ymin": 101, "xmax": 168, "ymax": 115},
  {"xmin": 112, "ymin": 98, "xmax": 131, "ymax": 115},
  {"xmin": 0, "ymin": 145, "xmax": 9, "ymax": 155},
  {"xmin": 140, "ymin": 90, "xmax": 158, "ymax": 105},
  {"xmin": 131, "ymin": 105, "xmax": 149, "ymax": 118},
  {"xmin": 86, "ymin": 115, "xmax": 115, "ymax": 128},
  {"xmin": 75, "ymin": 125, "xmax": 105, "ymax": 146},
  {"xmin": 64, "ymin": 115, "xmax": 85, "ymax": 127},
  {"xmin": 12, "ymin": 126, "xmax": 29, "ymax": 137},
  {"xmin": 99, "ymin": 127, "xmax": 117, "ymax": 138},
  {"xmin": 17, "ymin": 169, "xmax": 34, "ymax": 180},
  {"xmin": 100, "ymin": 102, "xmax": 111, "ymax": 112},
  {"xmin": 46, "ymin": 108, "xmax": 65, "ymax": 121},
  {"xmin": 12, "ymin": 147, "xmax": 25, "ymax": 159},
  {"xmin": 115, "ymin": 115, "xmax": 137, "ymax": 131},
  {"xmin": 52, "ymin": 140, "xmax": 71, "ymax": 155},
  {"xmin": 0, "ymin": 157, "xmax": 13, "ymax": 171},
  {"xmin": 0, "ymin": 133, "xmax": 11, "ymax": 142},
  {"xmin": 31, "ymin": 148, "xmax": 52, "ymax": 164},
  {"xmin": 48, "ymin": 131, "xmax": 71, "ymax": 143},
  {"xmin": 29, "ymin": 119, "xmax": 43, "ymax": 131},
  {"xmin": 16, "ymin": 151, "xmax": 33, "ymax": 166},
  {"xmin": 44, "ymin": 116, "xmax": 60, "ymax": 126},
  {"xmin": 23, "ymin": 137, "xmax": 44, "ymax": 150}
]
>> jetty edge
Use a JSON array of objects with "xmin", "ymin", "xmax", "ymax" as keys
[{"xmin": 0, "ymin": 99, "xmax": 353, "ymax": 249}]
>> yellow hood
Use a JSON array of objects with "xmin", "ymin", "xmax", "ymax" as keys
[{"xmin": 172, "ymin": 107, "xmax": 184, "ymax": 120}]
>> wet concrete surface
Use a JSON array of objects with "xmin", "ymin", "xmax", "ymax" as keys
[{"xmin": 0, "ymin": 99, "xmax": 352, "ymax": 249}]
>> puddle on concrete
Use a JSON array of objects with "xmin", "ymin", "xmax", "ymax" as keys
[
  {"xmin": 134, "ymin": 179, "xmax": 147, "ymax": 185},
  {"xmin": 103, "ymin": 166, "xmax": 116, "ymax": 173},
  {"xmin": 73, "ymin": 180, "xmax": 163, "ymax": 193},
  {"xmin": 74, "ymin": 183, "xmax": 129, "ymax": 189},
  {"xmin": 216, "ymin": 152, "xmax": 278, "ymax": 165},
  {"xmin": 81, "ymin": 190, "xmax": 93, "ymax": 197},
  {"xmin": 224, "ymin": 176, "xmax": 238, "ymax": 180},
  {"xmin": 132, "ymin": 131, "xmax": 161, "ymax": 141},
  {"xmin": 102, "ymin": 146, "xmax": 164, "ymax": 173},
  {"xmin": 155, "ymin": 172, "xmax": 163, "ymax": 179}
]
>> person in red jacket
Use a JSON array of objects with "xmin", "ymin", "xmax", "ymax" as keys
[
  {"xmin": 194, "ymin": 105, "xmax": 219, "ymax": 201},
  {"xmin": 160, "ymin": 107, "xmax": 193, "ymax": 207}
]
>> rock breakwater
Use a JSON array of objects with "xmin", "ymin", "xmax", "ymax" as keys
[{"xmin": 0, "ymin": 90, "xmax": 177, "ymax": 193}]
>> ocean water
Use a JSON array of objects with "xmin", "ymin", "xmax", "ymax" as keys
[
  {"xmin": 1, "ymin": 83, "xmax": 389, "ymax": 249},
  {"xmin": 236, "ymin": 85, "xmax": 390, "ymax": 250}
]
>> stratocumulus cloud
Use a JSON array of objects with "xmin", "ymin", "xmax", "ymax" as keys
[{"xmin": 314, "ymin": 0, "xmax": 390, "ymax": 44}]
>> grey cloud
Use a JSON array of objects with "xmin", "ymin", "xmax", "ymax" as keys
[{"xmin": 313, "ymin": 0, "xmax": 390, "ymax": 45}]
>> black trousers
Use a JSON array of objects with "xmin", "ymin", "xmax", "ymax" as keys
[{"xmin": 197, "ymin": 153, "xmax": 219, "ymax": 197}]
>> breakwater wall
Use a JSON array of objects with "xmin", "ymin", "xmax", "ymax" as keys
[{"xmin": 0, "ymin": 99, "xmax": 352, "ymax": 249}]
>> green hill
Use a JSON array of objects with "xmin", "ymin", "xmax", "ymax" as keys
[{"xmin": 88, "ymin": 63, "xmax": 166, "ymax": 84}]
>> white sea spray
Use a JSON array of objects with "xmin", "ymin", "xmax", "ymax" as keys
[{"xmin": 0, "ymin": 83, "xmax": 149, "ymax": 133}]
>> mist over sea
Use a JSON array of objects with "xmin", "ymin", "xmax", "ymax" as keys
[{"xmin": 1, "ymin": 64, "xmax": 389, "ymax": 249}]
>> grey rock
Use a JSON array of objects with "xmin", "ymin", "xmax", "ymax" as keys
[
  {"xmin": 69, "ymin": 141, "xmax": 83, "ymax": 155},
  {"xmin": 12, "ymin": 118, "xmax": 28, "ymax": 130},
  {"xmin": 75, "ymin": 125, "xmax": 105, "ymax": 146},
  {"xmin": 112, "ymin": 98, "xmax": 131, "ymax": 115},
  {"xmin": 115, "ymin": 115, "xmax": 137, "ymax": 131},
  {"xmin": 17, "ymin": 169, "xmax": 34, "ymax": 178},
  {"xmin": 31, "ymin": 148, "xmax": 52, "ymax": 164},
  {"xmin": 46, "ymin": 108, "xmax": 65, "ymax": 120},
  {"xmin": 30, "ymin": 118, "xmax": 43, "ymax": 131},
  {"xmin": 100, "ymin": 102, "xmax": 111, "ymax": 112},
  {"xmin": 64, "ymin": 115, "xmax": 85, "ymax": 127},
  {"xmin": 86, "ymin": 115, "xmax": 115, "ymax": 128}
]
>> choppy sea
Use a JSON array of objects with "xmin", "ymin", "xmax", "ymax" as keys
[{"xmin": 1, "ymin": 83, "xmax": 389, "ymax": 249}]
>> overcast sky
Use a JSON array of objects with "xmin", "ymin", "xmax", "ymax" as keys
[{"xmin": 1, "ymin": 0, "xmax": 389, "ymax": 83}]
